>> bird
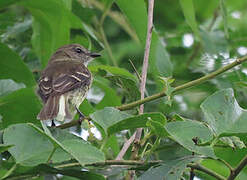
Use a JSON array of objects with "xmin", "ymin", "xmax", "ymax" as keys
[{"xmin": 37, "ymin": 44, "xmax": 100, "ymax": 125}]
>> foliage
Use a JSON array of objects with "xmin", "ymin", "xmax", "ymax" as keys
[{"xmin": 1, "ymin": 0, "xmax": 247, "ymax": 179}]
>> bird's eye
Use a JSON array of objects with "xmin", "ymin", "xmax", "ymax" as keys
[{"xmin": 75, "ymin": 47, "xmax": 83, "ymax": 54}]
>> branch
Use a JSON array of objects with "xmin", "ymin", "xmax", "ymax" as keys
[
  {"xmin": 130, "ymin": 0, "xmax": 155, "ymax": 161},
  {"xmin": 117, "ymin": 55, "xmax": 247, "ymax": 111},
  {"xmin": 116, "ymin": 132, "xmax": 136, "ymax": 160},
  {"xmin": 188, "ymin": 163, "xmax": 226, "ymax": 180},
  {"xmin": 227, "ymin": 154, "xmax": 247, "ymax": 180},
  {"xmin": 54, "ymin": 160, "xmax": 161, "ymax": 169}
]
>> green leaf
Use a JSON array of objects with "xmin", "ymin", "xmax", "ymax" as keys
[
  {"xmin": 165, "ymin": 120, "xmax": 216, "ymax": 158},
  {"xmin": 139, "ymin": 156, "xmax": 201, "ymax": 180},
  {"xmin": 89, "ymin": 65, "xmax": 137, "ymax": 81},
  {"xmin": 94, "ymin": 80, "xmax": 121, "ymax": 109},
  {"xmin": 153, "ymin": 34, "xmax": 173, "ymax": 77},
  {"xmin": 0, "ymin": 43, "xmax": 35, "ymax": 87},
  {"xmin": 108, "ymin": 113, "xmax": 167, "ymax": 136},
  {"xmin": 106, "ymin": 75, "xmax": 140, "ymax": 101},
  {"xmin": 0, "ymin": 79, "xmax": 25, "ymax": 97},
  {"xmin": 79, "ymin": 99, "xmax": 95, "ymax": 116},
  {"xmin": 19, "ymin": 0, "xmax": 82, "ymax": 67},
  {"xmin": 179, "ymin": 0, "xmax": 200, "ymax": 38},
  {"xmin": 7, "ymin": 164, "xmax": 106, "ymax": 180},
  {"xmin": 3, "ymin": 124, "xmax": 54, "ymax": 166},
  {"xmin": 0, "ymin": 88, "xmax": 42, "ymax": 129},
  {"xmin": 220, "ymin": 136, "xmax": 246, "ymax": 149},
  {"xmin": 0, "ymin": 144, "xmax": 14, "ymax": 153},
  {"xmin": 104, "ymin": 135, "xmax": 120, "ymax": 158},
  {"xmin": 220, "ymin": 0, "xmax": 229, "ymax": 38},
  {"xmin": 116, "ymin": 0, "xmax": 147, "ymax": 43},
  {"xmin": 31, "ymin": 124, "xmax": 105, "ymax": 166},
  {"xmin": 0, "ymin": 0, "xmax": 20, "ymax": 9},
  {"xmin": 146, "ymin": 119, "xmax": 168, "ymax": 137},
  {"xmin": 201, "ymin": 88, "xmax": 247, "ymax": 137},
  {"xmin": 90, "ymin": 107, "xmax": 130, "ymax": 137},
  {"xmin": 201, "ymin": 30, "xmax": 228, "ymax": 55},
  {"xmin": 158, "ymin": 77, "xmax": 175, "ymax": 106},
  {"xmin": 116, "ymin": 0, "xmax": 173, "ymax": 77}
]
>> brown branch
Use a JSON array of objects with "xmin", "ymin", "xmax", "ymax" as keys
[
  {"xmin": 125, "ymin": 1, "xmax": 155, "ymax": 179},
  {"xmin": 116, "ymin": 132, "xmax": 136, "ymax": 160},
  {"xmin": 227, "ymin": 154, "xmax": 247, "ymax": 180},
  {"xmin": 130, "ymin": 0, "xmax": 155, "ymax": 161}
]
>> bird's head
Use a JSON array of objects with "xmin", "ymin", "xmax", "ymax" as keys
[{"xmin": 49, "ymin": 44, "xmax": 101, "ymax": 65}]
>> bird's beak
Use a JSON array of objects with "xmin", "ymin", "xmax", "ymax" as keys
[{"xmin": 89, "ymin": 52, "xmax": 101, "ymax": 58}]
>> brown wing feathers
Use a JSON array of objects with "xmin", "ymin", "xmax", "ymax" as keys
[{"xmin": 37, "ymin": 63, "xmax": 91, "ymax": 120}]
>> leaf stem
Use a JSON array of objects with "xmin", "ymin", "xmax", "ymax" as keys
[{"xmin": 47, "ymin": 147, "xmax": 56, "ymax": 163}]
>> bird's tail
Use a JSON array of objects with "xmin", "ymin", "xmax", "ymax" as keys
[{"xmin": 37, "ymin": 96, "xmax": 60, "ymax": 120}]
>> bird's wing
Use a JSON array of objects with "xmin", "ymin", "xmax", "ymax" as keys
[
  {"xmin": 52, "ymin": 65, "xmax": 91, "ymax": 94},
  {"xmin": 38, "ymin": 64, "xmax": 91, "ymax": 103}
]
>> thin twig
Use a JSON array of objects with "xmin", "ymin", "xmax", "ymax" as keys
[
  {"xmin": 188, "ymin": 163, "xmax": 226, "ymax": 180},
  {"xmin": 227, "ymin": 154, "xmax": 247, "ymax": 180},
  {"xmin": 125, "ymin": 1, "xmax": 155, "ymax": 179},
  {"xmin": 116, "ymin": 132, "xmax": 136, "ymax": 160},
  {"xmin": 130, "ymin": 0, "xmax": 155, "ymax": 161},
  {"xmin": 128, "ymin": 59, "xmax": 141, "ymax": 81}
]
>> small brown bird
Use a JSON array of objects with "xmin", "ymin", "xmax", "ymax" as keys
[{"xmin": 37, "ymin": 44, "xmax": 100, "ymax": 123}]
